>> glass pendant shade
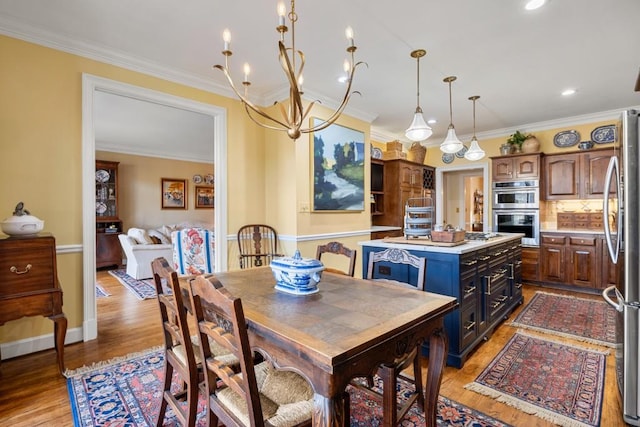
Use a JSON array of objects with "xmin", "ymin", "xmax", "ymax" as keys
[
  {"xmin": 440, "ymin": 126, "xmax": 464, "ymax": 153},
  {"xmin": 405, "ymin": 110, "xmax": 433, "ymax": 141},
  {"xmin": 464, "ymin": 136, "xmax": 485, "ymax": 161}
]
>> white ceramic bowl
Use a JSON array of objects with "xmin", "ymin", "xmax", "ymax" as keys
[
  {"xmin": 270, "ymin": 250, "xmax": 325, "ymax": 295},
  {"xmin": 1, "ymin": 215, "xmax": 44, "ymax": 236}
]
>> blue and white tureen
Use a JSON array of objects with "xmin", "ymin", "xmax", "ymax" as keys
[{"xmin": 270, "ymin": 250, "xmax": 325, "ymax": 295}]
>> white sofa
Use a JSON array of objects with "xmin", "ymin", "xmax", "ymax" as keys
[{"xmin": 118, "ymin": 233, "xmax": 173, "ymax": 280}]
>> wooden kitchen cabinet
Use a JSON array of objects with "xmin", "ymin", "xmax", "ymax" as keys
[
  {"xmin": 521, "ymin": 246, "xmax": 539, "ymax": 282},
  {"xmin": 491, "ymin": 153, "xmax": 541, "ymax": 182},
  {"xmin": 543, "ymin": 149, "xmax": 614, "ymax": 200},
  {"xmin": 539, "ymin": 231, "xmax": 613, "ymax": 291},
  {"xmin": 373, "ymin": 159, "xmax": 434, "ymax": 229}
]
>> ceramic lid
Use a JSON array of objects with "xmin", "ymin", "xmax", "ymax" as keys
[
  {"xmin": 1, "ymin": 214, "xmax": 43, "ymax": 224},
  {"xmin": 270, "ymin": 250, "xmax": 323, "ymax": 270}
]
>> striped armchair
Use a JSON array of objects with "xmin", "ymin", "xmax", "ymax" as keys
[{"xmin": 171, "ymin": 228, "xmax": 215, "ymax": 276}]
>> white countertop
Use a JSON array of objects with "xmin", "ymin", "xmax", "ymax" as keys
[
  {"xmin": 358, "ymin": 233, "xmax": 524, "ymax": 255},
  {"xmin": 371, "ymin": 225, "xmax": 402, "ymax": 232}
]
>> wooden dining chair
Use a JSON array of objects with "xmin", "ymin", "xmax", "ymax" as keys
[
  {"xmin": 355, "ymin": 247, "xmax": 427, "ymax": 426},
  {"xmin": 315, "ymin": 241, "xmax": 357, "ymax": 277},
  {"xmin": 188, "ymin": 274, "xmax": 314, "ymax": 427},
  {"xmin": 151, "ymin": 257, "xmax": 200, "ymax": 427},
  {"xmin": 237, "ymin": 224, "xmax": 284, "ymax": 269}
]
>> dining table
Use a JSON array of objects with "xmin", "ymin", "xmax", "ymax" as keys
[{"xmin": 203, "ymin": 266, "xmax": 458, "ymax": 427}]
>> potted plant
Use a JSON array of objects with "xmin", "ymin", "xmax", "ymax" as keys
[{"xmin": 507, "ymin": 130, "xmax": 539, "ymax": 153}]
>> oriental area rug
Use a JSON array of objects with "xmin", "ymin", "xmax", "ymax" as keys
[
  {"xmin": 108, "ymin": 269, "xmax": 158, "ymax": 300},
  {"xmin": 509, "ymin": 291, "xmax": 616, "ymax": 347},
  {"xmin": 95, "ymin": 284, "xmax": 110, "ymax": 298},
  {"xmin": 465, "ymin": 331, "xmax": 607, "ymax": 427},
  {"xmin": 66, "ymin": 347, "xmax": 512, "ymax": 427}
]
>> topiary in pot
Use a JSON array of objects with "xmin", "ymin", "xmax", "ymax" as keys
[{"xmin": 507, "ymin": 130, "xmax": 534, "ymax": 153}]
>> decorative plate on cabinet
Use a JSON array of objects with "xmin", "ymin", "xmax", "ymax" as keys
[
  {"xmin": 455, "ymin": 145, "xmax": 468, "ymax": 158},
  {"xmin": 95, "ymin": 169, "xmax": 110, "ymax": 183},
  {"xmin": 371, "ymin": 147, "xmax": 383, "ymax": 159},
  {"xmin": 591, "ymin": 124, "xmax": 616, "ymax": 144},
  {"xmin": 193, "ymin": 174, "xmax": 203, "ymax": 184},
  {"xmin": 442, "ymin": 153, "xmax": 454, "ymax": 164},
  {"xmin": 95, "ymin": 202, "xmax": 107, "ymax": 214},
  {"xmin": 204, "ymin": 174, "xmax": 214, "ymax": 185},
  {"xmin": 553, "ymin": 130, "xmax": 580, "ymax": 147}
]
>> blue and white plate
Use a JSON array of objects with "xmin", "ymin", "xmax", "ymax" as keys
[
  {"xmin": 553, "ymin": 130, "xmax": 580, "ymax": 148},
  {"xmin": 455, "ymin": 145, "xmax": 468, "ymax": 158},
  {"xmin": 371, "ymin": 147, "xmax": 383, "ymax": 159},
  {"xmin": 591, "ymin": 124, "xmax": 616, "ymax": 144},
  {"xmin": 442, "ymin": 152, "xmax": 454, "ymax": 164}
]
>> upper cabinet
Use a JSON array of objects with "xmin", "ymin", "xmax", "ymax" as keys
[
  {"xmin": 491, "ymin": 153, "xmax": 541, "ymax": 182},
  {"xmin": 543, "ymin": 149, "xmax": 614, "ymax": 200}
]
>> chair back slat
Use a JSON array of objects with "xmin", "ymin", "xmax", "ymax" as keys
[
  {"xmin": 189, "ymin": 275, "xmax": 265, "ymax": 427},
  {"xmin": 316, "ymin": 241, "xmax": 357, "ymax": 277},
  {"xmin": 237, "ymin": 224, "xmax": 283, "ymax": 269},
  {"xmin": 367, "ymin": 248, "xmax": 426, "ymax": 290}
]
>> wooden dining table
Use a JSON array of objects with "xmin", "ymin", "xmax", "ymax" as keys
[{"xmin": 203, "ymin": 267, "xmax": 458, "ymax": 427}]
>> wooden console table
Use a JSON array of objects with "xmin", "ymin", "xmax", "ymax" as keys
[{"xmin": 0, "ymin": 233, "xmax": 67, "ymax": 374}]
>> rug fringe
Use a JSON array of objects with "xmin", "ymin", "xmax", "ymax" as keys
[
  {"xmin": 515, "ymin": 330, "xmax": 610, "ymax": 355},
  {"xmin": 64, "ymin": 346, "xmax": 163, "ymax": 378},
  {"xmin": 534, "ymin": 290, "xmax": 607, "ymax": 304},
  {"xmin": 509, "ymin": 322, "xmax": 615, "ymax": 348},
  {"xmin": 464, "ymin": 382, "xmax": 594, "ymax": 427}
]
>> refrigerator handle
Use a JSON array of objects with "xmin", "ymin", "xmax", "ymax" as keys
[
  {"xmin": 603, "ymin": 155, "xmax": 620, "ymax": 264},
  {"xmin": 602, "ymin": 285, "xmax": 624, "ymax": 312}
]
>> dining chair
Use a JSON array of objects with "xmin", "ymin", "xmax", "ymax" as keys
[
  {"xmin": 356, "ymin": 247, "xmax": 427, "ymax": 426},
  {"xmin": 151, "ymin": 257, "xmax": 200, "ymax": 427},
  {"xmin": 188, "ymin": 274, "xmax": 314, "ymax": 427},
  {"xmin": 315, "ymin": 241, "xmax": 357, "ymax": 277},
  {"xmin": 237, "ymin": 224, "xmax": 283, "ymax": 269}
]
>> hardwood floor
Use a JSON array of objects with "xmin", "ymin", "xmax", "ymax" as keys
[{"xmin": 0, "ymin": 272, "xmax": 626, "ymax": 426}]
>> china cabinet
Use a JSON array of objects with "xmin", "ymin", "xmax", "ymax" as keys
[{"xmin": 95, "ymin": 160, "xmax": 123, "ymax": 269}]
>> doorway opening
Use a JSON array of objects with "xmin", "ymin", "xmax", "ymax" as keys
[
  {"xmin": 81, "ymin": 74, "xmax": 228, "ymax": 342},
  {"xmin": 436, "ymin": 164, "xmax": 488, "ymax": 232}
]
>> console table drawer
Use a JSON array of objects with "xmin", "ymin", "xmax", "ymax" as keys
[{"xmin": 0, "ymin": 239, "xmax": 55, "ymax": 297}]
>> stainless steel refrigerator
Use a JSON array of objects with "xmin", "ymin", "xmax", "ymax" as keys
[{"xmin": 603, "ymin": 109, "xmax": 640, "ymax": 425}]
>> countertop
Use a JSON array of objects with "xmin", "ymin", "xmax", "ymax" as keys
[{"xmin": 359, "ymin": 232, "xmax": 524, "ymax": 255}]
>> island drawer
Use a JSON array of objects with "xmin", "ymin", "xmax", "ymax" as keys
[{"xmin": 460, "ymin": 306, "xmax": 478, "ymax": 349}]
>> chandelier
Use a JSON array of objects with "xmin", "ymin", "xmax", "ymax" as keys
[{"xmin": 214, "ymin": 0, "xmax": 364, "ymax": 140}]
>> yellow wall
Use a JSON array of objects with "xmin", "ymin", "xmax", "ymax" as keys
[
  {"xmin": 95, "ymin": 151, "xmax": 215, "ymax": 230},
  {"xmin": 0, "ymin": 34, "xmax": 372, "ymax": 347}
]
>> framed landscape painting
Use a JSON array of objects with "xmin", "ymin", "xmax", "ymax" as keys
[
  {"xmin": 195, "ymin": 185, "xmax": 214, "ymax": 209},
  {"xmin": 161, "ymin": 178, "xmax": 187, "ymax": 209},
  {"xmin": 311, "ymin": 118, "xmax": 365, "ymax": 212}
]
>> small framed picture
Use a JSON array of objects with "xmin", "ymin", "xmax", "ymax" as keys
[
  {"xmin": 161, "ymin": 178, "xmax": 187, "ymax": 209},
  {"xmin": 195, "ymin": 185, "xmax": 214, "ymax": 209}
]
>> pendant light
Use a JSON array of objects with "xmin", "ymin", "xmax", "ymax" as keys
[
  {"xmin": 464, "ymin": 96, "xmax": 486, "ymax": 161},
  {"xmin": 440, "ymin": 76, "xmax": 464, "ymax": 154},
  {"xmin": 405, "ymin": 49, "xmax": 432, "ymax": 142}
]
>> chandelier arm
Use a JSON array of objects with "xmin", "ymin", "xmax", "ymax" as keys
[
  {"xmin": 277, "ymin": 42, "xmax": 305, "ymax": 129},
  {"xmin": 243, "ymin": 103, "xmax": 291, "ymax": 131},
  {"xmin": 214, "ymin": 64, "xmax": 293, "ymax": 130}
]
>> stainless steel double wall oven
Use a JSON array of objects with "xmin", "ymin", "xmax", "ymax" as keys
[{"xmin": 492, "ymin": 180, "xmax": 540, "ymax": 246}]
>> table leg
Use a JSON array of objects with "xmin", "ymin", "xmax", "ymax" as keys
[
  {"xmin": 424, "ymin": 327, "xmax": 447, "ymax": 427},
  {"xmin": 313, "ymin": 393, "xmax": 348, "ymax": 427},
  {"xmin": 51, "ymin": 313, "xmax": 67, "ymax": 374}
]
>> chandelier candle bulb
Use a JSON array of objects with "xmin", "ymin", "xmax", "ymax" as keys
[
  {"xmin": 345, "ymin": 26, "xmax": 354, "ymax": 47},
  {"xmin": 243, "ymin": 63, "xmax": 250, "ymax": 82},
  {"xmin": 277, "ymin": 2, "xmax": 286, "ymax": 26},
  {"xmin": 222, "ymin": 29, "xmax": 231, "ymax": 52}
]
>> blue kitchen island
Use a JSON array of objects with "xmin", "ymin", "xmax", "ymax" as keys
[{"xmin": 359, "ymin": 233, "xmax": 524, "ymax": 368}]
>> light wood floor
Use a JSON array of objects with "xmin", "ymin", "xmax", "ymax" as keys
[{"xmin": 0, "ymin": 271, "xmax": 626, "ymax": 426}]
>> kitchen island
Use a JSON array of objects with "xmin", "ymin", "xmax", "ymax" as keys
[{"xmin": 359, "ymin": 232, "xmax": 524, "ymax": 368}]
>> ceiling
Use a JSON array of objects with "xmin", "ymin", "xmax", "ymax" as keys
[{"xmin": 1, "ymin": 0, "xmax": 639, "ymax": 155}]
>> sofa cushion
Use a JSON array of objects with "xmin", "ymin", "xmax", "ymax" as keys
[
  {"xmin": 148, "ymin": 228, "xmax": 171, "ymax": 244},
  {"xmin": 128, "ymin": 228, "xmax": 154, "ymax": 245}
]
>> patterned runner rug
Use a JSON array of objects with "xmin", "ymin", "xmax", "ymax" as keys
[
  {"xmin": 107, "ymin": 269, "xmax": 157, "ymax": 300},
  {"xmin": 465, "ymin": 331, "xmax": 607, "ymax": 427},
  {"xmin": 95, "ymin": 284, "xmax": 110, "ymax": 298},
  {"xmin": 509, "ymin": 291, "xmax": 616, "ymax": 347},
  {"xmin": 66, "ymin": 347, "xmax": 512, "ymax": 427}
]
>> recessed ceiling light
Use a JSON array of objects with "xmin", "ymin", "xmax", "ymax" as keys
[
  {"xmin": 561, "ymin": 88, "xmax": 576, "ymax": 96},
  {"xmin": 427, "ymin": 119, "xmax": 437, "ymax": 125},
  {"xmin": 525, "ymin": 0, "xmax": 546, "ymax": 10},
  {"xmin": 337, "ymin": 76, "xmax": 348, "ymax": 83}
]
